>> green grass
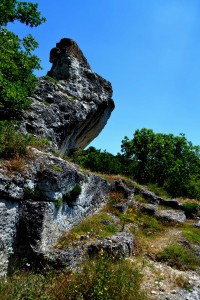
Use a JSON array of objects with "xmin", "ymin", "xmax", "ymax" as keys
[
  {"xmin": 56, "ymin": 212, "xmax": 118, "ymax": 249},
  {"xmin": 0, "ymin": 126, "xmax": 51, "ymax": 158},
  {"xmin": 146, "ymin": 183, "xmax": 170, "ymax": 199},
  {"xmin": 121, "ymin": 207, "xmax": 163, "ymax": 236},
  {"xmin": 0, "ymin": 256, "xmax": 147, "ymax": 300},
  {"xmin": 43, "ymin": 75, "xmax": 58, "ymax": 83},
  {"xmin": 0, "ymin": 123, "xmax": 29, "ymax": 158},
  {"xmin": 160, "ymin": 243, "xmax": 199, "ymax": 270},
  {"xmin": 28, "ymin": 136, "xmax": 51, "ymax": 150},
  {"xmin": 134, "ymin": 194, "xmax": 145, "ymax": 202},
  {"xmin": 182, "ymin": 203, "xmax": 200, "ymax": 218},
  {"xmin": 51, "ymin": 165, "xmax": 62, "ymax": 172},
  {"xmin": 55, "ymin": 198, "xmax": 63, "ymax": 210},
  {"xmin": 182, "ymin": 226, "xmax": 200, "ymax": 244},
  {"xmin": 63, "ymin": 255, "xmax": 147, "ymax": 300}
]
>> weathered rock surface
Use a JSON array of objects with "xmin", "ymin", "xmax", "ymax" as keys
[
  {"xmin": 35, "ymin": 231, "xmax": 134, "ymax": 271},
  {"xmin": 140, "ymin": 204, "xmax": 186, "ymax": 223},
  {"xmin": 0, "ymin": 148, "xmax": 109, "ymax": 276},
  {"xmin": 140, "ymin": 188, "xmax": 183, "ymax": 209},
  {"xmin": 156, "ymin": 209, "xmax": 186, "ymax": 223},
  {"xmin": 88, "ymin": 232, "xmax": 134, "ymax": 258},
  {"xmin": 19, "ymin": 38, "xmax": 114, "ymax": 154}
]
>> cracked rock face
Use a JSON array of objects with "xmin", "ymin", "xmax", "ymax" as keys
[
  {"xmin": 0, "ymin": 149, "xmax": 110, "ymax": 276},
  {"xmin": 19, "ymin": 38, "xmax": 114, "ymax": 154}
]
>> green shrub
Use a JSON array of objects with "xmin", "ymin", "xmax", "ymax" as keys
[
  {"xmin": 24, "ymin": 187, "xmax": 46, "ymax": 201},
  {"xmin": 71, "ymin": 183, "xmax": 82, "ymax": 198},
  {"xmin": 160, "ymin": 243, "xmax": 199, "ymax": 270},
  {"xmin": 186, "ymin": 174, "xmax": 200, "ymax": 200},
  {"xmin": 63, "ymin": 183, "xmax": 82, "ymax": 206},
  {"xmin": 55, "ymin": 198, "xmax": 62, "ymax": 210},
  {"xmin": 182, "ymin": 203, "xmax": 200, "ymax": 218},
  {"xmin": 0, "ymin": 122, "xmax": 29, "ymax": 158},
  {"xmin": 146, "ymin": 183, "xmax": 170, "ymax": 199}
]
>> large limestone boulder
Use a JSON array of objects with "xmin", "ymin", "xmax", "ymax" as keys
[
  {"xmin": 19, "ymin": 38, "xmax": 114, "ymax": 154},
  {"xmin": 0, "ymin": 149, "xmax": 109, "ymax": 276}
]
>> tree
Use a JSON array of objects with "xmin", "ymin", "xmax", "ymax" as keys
[
  {"xmin": 0, "ymin": 0, "xmax": 46, "ymax": 113},
  {"xmin": 121, "ymin": 128, "xmax": 200, "ymax": 199},
  {"xmin": 71, "ymin": 147, "xmax": 124, "ymax": 175}
]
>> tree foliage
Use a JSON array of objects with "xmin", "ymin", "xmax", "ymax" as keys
[
  {"xmin": 0, "ymin": 0, "xmax": 46, "ymax": 112},
  {"xmin": 71, "ymin": 129, "xmax": 200, "ymax": 200},
  {"xmin": 121, "ymin": 128, "xmax": 200, "ymax": 199},
  {"xmin": 71, "ymin": 147, "xmax": 126, "ymax": 175}
]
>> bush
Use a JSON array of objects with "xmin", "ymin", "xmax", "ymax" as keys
[
  {"xmin": 186, "ymin": 174, "xmax": 200, "ymax": 200},
  {"xmin": 146, "ymin": 183, "xmax": 170, "ymax": 199},
  {"xmin": 182, "ymin": 203, "xmax": 200, "ymax": 218},
  {"xmin": 55, "ymin": 198, "xmax": 62, "ymax": 210},
  {"xmin": 63, "ymin": 183, "xmax": 82, "ymax": 206},
  {"xmin": 0, "ymin": 122, "xmax": 29, "ymax": 158},
  {"xmin": 160, "ymin": 243, "xmax": 199, "ymax": 270}
]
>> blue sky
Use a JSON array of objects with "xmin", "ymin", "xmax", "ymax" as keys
[{"xmin": 8, "ymin": 0, "xmax": 200, "ymax": 154}]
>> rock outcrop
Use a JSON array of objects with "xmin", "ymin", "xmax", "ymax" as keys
[
  {"xmin": 0, "ymin": 38, "xmax": 115, "ymax": 276},
  {"xmin": 0, "ymin": 149, "xmax": 109, "ymax": 276},
  {"xmin": 19, "ymin": 38, "xmax": 114, "ymax": 154}
]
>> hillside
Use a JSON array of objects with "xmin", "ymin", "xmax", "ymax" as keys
[
  {"xmin": 0, "ymin": 168, "xmax": 200, "ymax": 299},
  {"xmin": 0, "ymin": 36, "xmax": 200, "ymax": 300}
]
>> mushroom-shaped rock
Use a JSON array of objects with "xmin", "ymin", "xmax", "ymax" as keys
[{"xmin": 19, "ymin": 38, "xmax": 115, "ymax": 154}]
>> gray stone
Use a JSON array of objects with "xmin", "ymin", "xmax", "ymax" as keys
[
  {"xmin": 194, "ymin": 220, "xmax": 200, "ymax": 228},
  {"xmin": 0, "ymin": 200, "xmax": 19, "ymax": 276},
  {"xmin": 112, "ymin": 202, "xmax": 129, "ymax": 213},
  {"xmin": 140, "ymin": 188, "xmax": 182, "ymax": 209},
  {"xmin": 18, "ymin": 38, "xmax": 114, "ymax": 155},
  {"xmin": 156, "ymin": 209, "xmax": 186, "ymax": 223},
  {"xmin": 139, "ymin": 204, "xmax": 186, "ymax": 223},
  {"xmin": 112, "ymin": 179, "xmax": 134, "ymax": 199},
  {"xmin": 87, "ymin": 232, "xmax": 134, "ymax": 258},
  {"xmin": 140, "ymin": 203, "xmax": 158, "ymax": 215},
  {"xmin": 0, "ymin": 149, "xmax": 110, "ymax": 275}
]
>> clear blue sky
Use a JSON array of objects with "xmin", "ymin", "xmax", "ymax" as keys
[{"xmin": 9, "ymin": 0, "xmax": 200, "ymax": 154}]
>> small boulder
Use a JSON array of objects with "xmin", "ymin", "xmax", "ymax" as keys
[
  {"xmin": 156, "ymin": 209, "xmax": 186, "ymax": 223},
  {"xmin": 87, "ymin": 232, "xmax": 134, "ymax": 258}
]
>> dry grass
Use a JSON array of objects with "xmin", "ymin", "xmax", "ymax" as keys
[
  {"xmin": 2, "ymin": 155, "xmax": 26, "ymax": 175},
  {"xmin": 139, "ymin": 258, "xmax": 192, "ymax": 297},
  {"xmin": 175, "ymin": 197, "xmax": 200, "ymax": 205}
]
